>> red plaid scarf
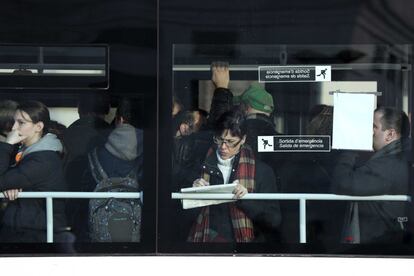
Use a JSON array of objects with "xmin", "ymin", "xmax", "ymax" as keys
[{"xmin": 188, "ymin": 144, "xmax": 256, "ymax": 242}]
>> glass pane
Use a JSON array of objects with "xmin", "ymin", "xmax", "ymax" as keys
[
  {"xmin": 162, "ymin": 44, "xmax": 413, "ymax": 254},
  {"xmin": 0, "ymin": 45, "xmax": 108, "ymax": 89}
]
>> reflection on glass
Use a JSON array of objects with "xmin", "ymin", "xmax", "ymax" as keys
[{"xmin": 169, "ymin": 44, "xmax": 413, "ymax": 253}]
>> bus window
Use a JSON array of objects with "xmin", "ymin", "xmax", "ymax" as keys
[{"xmin": 161, "ymin": 44, "xmax": 413, "ymax": 254}]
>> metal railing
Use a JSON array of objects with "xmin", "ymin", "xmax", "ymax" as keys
[
  {"xmin": 171, "ymin": 193, "xmax": 411, "ymax": 243},
  {"xmin": 0, "ymin": 192, "xmax": 143, "ymax": 243},
  {"xmin": 0, "ymin": 192, "xmax": 408, "ymax": 243}
]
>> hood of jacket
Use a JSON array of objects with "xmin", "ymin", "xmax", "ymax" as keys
[
  {"xmin": 104, "ymin": 123, "xmax": 143, "ymax": 161},
  {"xmin": 22, "ymin": 133, "xmax": 63, "ymax": 158}
]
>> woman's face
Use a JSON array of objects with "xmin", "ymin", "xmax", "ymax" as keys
[
  {"xmin": 214, "ymin": 129, "xmax": 245, "ymax": 160},
  {"xmin": 12, "ymin": 110, "xmax": 43, "ymax": 146}
]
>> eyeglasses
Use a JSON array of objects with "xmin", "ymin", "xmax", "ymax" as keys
[{"xmin": 213, "ymin": 136, "xmax": 242, "ymax": 148}]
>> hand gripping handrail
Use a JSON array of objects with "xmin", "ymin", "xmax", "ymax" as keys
[
  {"xmin": 0, "ymin": 191, "xmax": 143, "ymax": 243},
  {"xmin": 171, "ymin": 193, "xmax": 411, "ymax": 243}
]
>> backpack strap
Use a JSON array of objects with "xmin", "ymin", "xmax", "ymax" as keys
[
  {"xmin": 125, "ymin": 162, "xmax": 138, "ymax": 179},
  {"xmin": 88, "ymin": 148, "xmax": 109, "ymax": 183}
]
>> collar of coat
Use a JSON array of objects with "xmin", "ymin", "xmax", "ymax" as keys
[{"xmin": 372, "ymin": 138, "xmax": 408, "ymax": 160}]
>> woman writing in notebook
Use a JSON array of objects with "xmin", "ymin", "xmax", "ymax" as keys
[{"xmin": 187, "ymin": 110, "xmax": 281, "ymax": 243}]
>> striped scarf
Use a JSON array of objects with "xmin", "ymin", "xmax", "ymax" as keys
[{"xmin": 188, "ymin": 144, "xmax": 256, "ymax": 242}]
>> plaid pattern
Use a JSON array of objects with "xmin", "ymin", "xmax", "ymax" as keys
[{"xmin": 188, "ymin": 145, "xmax": 256, "ymax": 242}]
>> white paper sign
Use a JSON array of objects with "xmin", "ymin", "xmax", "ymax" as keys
[{"xmin": 332, "ymin": 93, "xmax": 376, "ymax": 151}]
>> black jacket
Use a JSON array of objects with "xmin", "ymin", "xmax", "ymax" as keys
[
  {"xmin": 278, "ymin": 151, "xmax": 346, "ymax": 243},
  {"xmin": 244, "ymin": 113, "xmax": 278, "ymax": 157},
  {"xmin": 333, "ymin": 139, "xmax": 410, "ymax": 243},
  {"xmin": 193, "ymin": 149, "xmax": 281, "ymax": 242},
  {"xmin": 207, "ymin": 87, "xmax": 233, "ymax": 129},
  {"xmin": 63, "ymin": 116, "xmax": 111, "ymax": 165},
  {"xmin": 0, "ymin": 141, "xmax": 67, "ymax": 234}
]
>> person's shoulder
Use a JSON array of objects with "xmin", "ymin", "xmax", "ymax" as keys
[
  {"xmin": 17, "ymin": 151, "xmax": 63, "ymax": 175},
  {"xmin": 67, "ymin": 117, "xmax": 110, "ymax": 129},
  {"xmin": 255, "ymin": 158, "xmax": 275, "ymax": 176},
  {"xmin": 0, "ymin": 141, "xmax": 14, "ymax": 151},
  {"xmin": 24, "ymin": 150, "xmax": 62, "ymax": 162},
  {"xmin": 245, "ymin": 115, "xmax": 276, "ymax": 131}
]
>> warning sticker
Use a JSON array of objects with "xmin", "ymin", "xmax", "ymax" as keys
[
  {"xmin": 258, "ymin": 66, "xmax": 331, "ymax": 83},
  {"xmin": 258, "ymin": 135, "xmax": 331, "ymax": 152}
]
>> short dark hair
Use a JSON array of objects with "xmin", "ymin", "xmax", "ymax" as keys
[
  {"xmin": 0, "ymin": 100, "xmax": 18, "ymax": 133},
  {"xmin": 78, "ymin": 93, "xmax": 110, "ymax": 116},
  {"xmin": 375, "ymin": 106, "xmax": 410, "ymax": 138},
  {"xmin": 214, "ymin": 110, "xmax": 247, "ymax": 139},
  {"xmin": 116, "ymin": 97, "xmax": 142, "ymax": 128},
  {"xmin": 177, "ymin": 111, "xmax": 196, "ymax": 131}
]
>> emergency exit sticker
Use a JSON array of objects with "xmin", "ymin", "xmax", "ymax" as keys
[
  {"xmin": 258, "ymin": 135, "xmax": 331, "ymax": 152},
  {"xmin": 258, "ymin": 66, "xmax": 331, "ymax": 83}
]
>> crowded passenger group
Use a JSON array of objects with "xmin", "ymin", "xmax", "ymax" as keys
[
  {"xmin": 0, "ymin": 96, "xmax": 143, "ymax": 243},
  {"xmin": 172, "ymin": 63, "xmax": 412, "ymax": 245},
  {"xmin": 0, "ymin": 61, "xmax": 411, "ymax": 245}
]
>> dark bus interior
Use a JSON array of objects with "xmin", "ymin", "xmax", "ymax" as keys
[{"xmin": 0, "ymin": 0, "xmax": 413, "ymax": 256}]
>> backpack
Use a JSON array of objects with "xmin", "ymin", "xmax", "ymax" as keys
[{"xmin": 88, "ymin": 148, "xmax": 142, "ymax": 242}]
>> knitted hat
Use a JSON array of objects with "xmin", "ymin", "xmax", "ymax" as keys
[{"xmin": 240, "ymin": 84, "xmax": 274, "ymax": 113}]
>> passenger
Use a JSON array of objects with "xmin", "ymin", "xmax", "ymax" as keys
[
  {"xmin": 173, "ymin": 63, "xmax": 236, "ymax": 188},
  {"xmin": 63, "ymin": 93, "xmax": 111, "ymax": 168},
  {"xmin": 187, "ymin": 110, "xmax": 281, "ymax": 242},
  {"xmin": 88, "ymin": 98, "xmax": 144, "ymax": 242},
  {"xmin": 76, "ymin": 97, "xmax": 144, "ymax": 242},
  {"xmin": 91, "ymin": 97, "xmax": 143, "ymax": 183},
  {"xmin": 237, "ymin": 84, "xmax": 278, "ymax": 156},
  {"xmin": 172, "ymin": 63, "xmax": 262, "ymax": 242},
  {"xmin": 209, "ymin": 62, "xmax": 278, "ymax": 159},
  {"xmin": 0, "ymin": 100, "xmax": 19, "ymax": 220},
  {"xmin": 0, "ymin": 100, "xmax": 18, "ymax": 143},
  {"xmin": 174, "ymin": 111, "xmax": 197, "ymax": 137},
  {"xmin": 173, "ymin": 111, "xmax": 201, "ymax": 176},
  {"xmin": 208, "ymin": 63, "xmax": 284, "ymax": 192},
  {"xmin": 333, "ymin": 106, "xmax": 411, "ymax": 244},
  {"xmin": 63, "ymin": 93, "xmax": 111, "ymax": 240},
  {"xmin": 171, "ymin": 110, "xmax": 209, "ymax": 241},
  {"xmin": 0, "ymin": 100, "xmax": 67, "ymax": 242}
]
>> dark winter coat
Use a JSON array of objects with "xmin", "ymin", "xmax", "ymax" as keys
[
  {"xmin": 333, "ymin": 139, "xmax": 410, "ymax": 243},
  {"xmin": 278, "ymin": 151, "xmax": 346, "ymax": 243},
  {"xmin": 207, "ymin": 87, "xmax": 233, "ymax": 129},
  {"xmin": 244, "ymin": 113, "xmax": 278, "ymax": 158},
  {"xmin": 0, "ymin": 134, "xmax": 67, "ymax": 241},
  {"xmin": 63, "ymin": 116, "xmax": 111, "ymax": 165}
]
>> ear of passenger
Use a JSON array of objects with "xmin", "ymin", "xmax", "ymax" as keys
[
  {"xmin": 240, "ymin": 135, "xmax": 246, "ymax": 146},
  {"xmin": 385, "ymin": 128, "xmax": 398, "ymax": 144},
  {"xmin": 34, "ymin": 121, "xmax": 44, "ymax": 134}
]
